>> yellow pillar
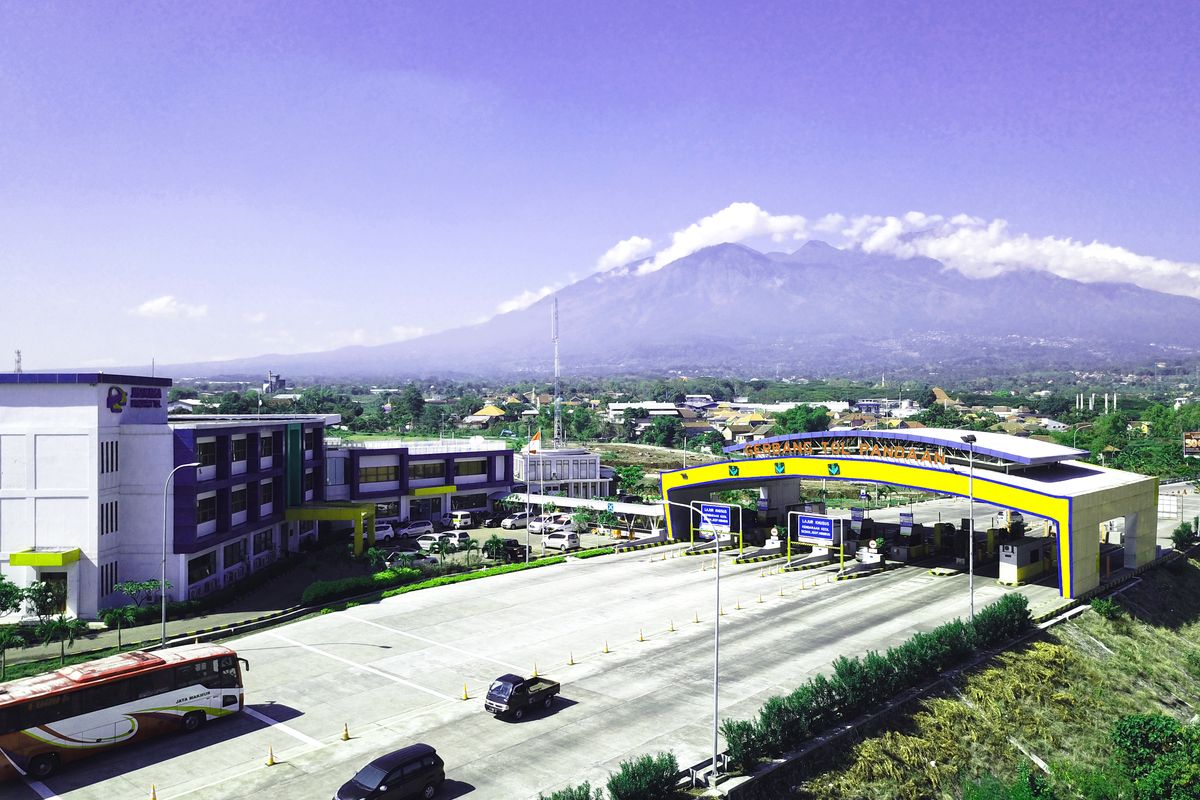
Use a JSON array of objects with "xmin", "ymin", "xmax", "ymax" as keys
[{"xmin": 353, "ymin": 515, "xmax": 364, "ymax": 556}]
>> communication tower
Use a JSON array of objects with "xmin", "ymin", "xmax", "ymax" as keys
[{"xmin": 552, "ymin": 298, "xmax": 563, "ymax": 446}]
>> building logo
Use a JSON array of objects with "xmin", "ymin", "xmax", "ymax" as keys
[
  {"xmin": 728, "ymin": 465, "xmax": 739, "ymax": 477},
  {"xmin": 106, "ymin": 386, "xmax": 128, "ymax": 413},
  {"xmin": 774, "ymin": 462, "xmax": 786, "ymax": 474},
  {"xmin": 827, "ymin": 463, "xmax": 841, "ymax": 476}
]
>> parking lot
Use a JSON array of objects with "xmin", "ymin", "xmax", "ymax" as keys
[{"xmin": 14, "ymin": 529, "xmax": 1060, "ymax": 800}]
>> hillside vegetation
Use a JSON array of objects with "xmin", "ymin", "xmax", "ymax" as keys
[{"xmin": 793, "ymin": 556, "xmax": 1200, "ymax": 799}]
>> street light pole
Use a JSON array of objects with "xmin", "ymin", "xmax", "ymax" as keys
[
  {"xmin": 1073, "ymin": 422, "xmax": 1093, "ymax": 449},
  {"xmin": 162, "ymin": 461, "xmax": 201, "ymax": 647},
  {"xmin": 960, "ymin": 435, "xmax": 976, "ymax": 623}
]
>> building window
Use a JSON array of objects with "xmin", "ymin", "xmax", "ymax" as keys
[
  {"xmin": 253, "ymin": 529, "xmax": 274, "ymax": 554},
  {"xmin": 197, "ymin": 495, "xmax": 217, "ymax": 524},
  {"xmin": 100, "ymin": 500, "xmax": 120, "ymax": 535},
  {"xmin": 456, "ymin": 460, "xmax": 487, "ymax": 477},
  {"xmin": 188, "ymin": 552, "xmax": 216, "ymax": 584},
  {"xmin": 100, "ymin": 441, "xmax": 120, "ymax": 474},
  {"xmin": 303, "ymin": 471, "xmax": 314, "ymax": 492},
  {"xmin": 232, "ymin": 438, "xmax": 247, "ymax": 462},
  {"xmin": 100, "ymin": 561, "xmax": 118, "ymax": 596},
  {"xmin": 408, "ymin": 461, "xmax": 445, "ymax": 480},
  {"xmin": 231, "ymin": 487, "xmax": 248, "ymax": 514},
  {"xmin": 360, "ymin": 466, "xmax": 399, "ymax": 483},
  {"xmin": 260, "ymin": 436, "xmax": 274, "ymax": 458},
  {"xmin": 303, "ymin": 430, "xmax": 314, "ymax": 451},
  {"xmin": 223, "ymin": 539, "xmax": 246, "ymax": 567},
  {"xmin": 450, "ymin": 492, "xmax": 489, "ymax": 511},
  {"xmin": 260, "ymin": 481, "xmax": 274, "ymax": 505},
  {"xmin": 197, "ymin": 441, "xmax": 216, "ymax": 467}
]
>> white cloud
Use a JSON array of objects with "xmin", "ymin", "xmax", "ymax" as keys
[
  {"xmin": 591, "ymin": 202, "xmax": 1200, "ymax": 299},
  {"xmin": 244, "ymin": 311, "xmax": 268, "ymax": 324},
  {"xmin": 495, "ymin": 285, "xmax": 557, "ymax": 315},
  {"xmin": 596, "ymin": 235, "xmax": 654, "ymax": 271},
  {"xmin": 131, "ymin": 295, "xmax": 207, "ymax": 318},
  {"xmin": 390, "ymin": 325, "xmax": 426, "ymax": 341}
]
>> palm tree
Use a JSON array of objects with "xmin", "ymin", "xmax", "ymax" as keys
[
  {"xmin": 432, "ymin": 539, "xmax": 456, "ymax": 566},
  {"xmin": 99, "ymin": 605, "xmax": 138, "ymax": 652},
  {"xmin": 37, "ymin": 615, "xmax": 89, "ymax": 666},
  {"xmin": 463, "ymin": 538, "xmax": 480, "ymax": 568},
  {"xmin": 0, "ymin": 625, "xmax": 25, "ymax": 680},
  {"xmin": 482, "ymin": 534, "xmax": 506, "ymax": 562}
]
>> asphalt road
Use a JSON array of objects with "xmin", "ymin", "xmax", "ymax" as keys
[{"xmin": 16, "ymin": 537, "xmax": 1055, "ymax": 800}]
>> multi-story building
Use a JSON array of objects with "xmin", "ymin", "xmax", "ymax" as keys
[
  {"xmin": 324, "ymin": 437, "xmax": 514, "ymax": 522},
  {"xmin": 513, "ymin": 446, "xmax": 611, "ymax": 499},
  {"xmin": 0, "ymin": 373, "xmax": 331, "ymax": 620}
]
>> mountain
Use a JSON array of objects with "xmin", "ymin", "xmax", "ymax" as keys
[{"xmin": 159, "ymin": 242, "xmax": 1200, "ymax": 380}]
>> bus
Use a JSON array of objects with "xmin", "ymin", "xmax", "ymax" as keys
[{"xmin": 0, "ymin": 643, "xmax": 248, "ymax": 782}]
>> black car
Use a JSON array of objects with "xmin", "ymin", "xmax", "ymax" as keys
[
  {"xmin": 481, "ymin": 511, "xmax": 509, "ymax": 528},
  {"xmin": 335, "ymin": 743, "xmax": 444, "ymax": 800},
  {"xmin": 501, "ymin": 538, "xmax": 530, "ymax": 563}
]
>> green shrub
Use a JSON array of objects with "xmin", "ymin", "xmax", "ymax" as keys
[
  {"xmin": 972, "ymin": 593, "xmax": 1031, "ymax": 647},
  {"xmin": 300, "ymin": 567, "xmax": 422, "ymax": 606},
  {"xmin": 574, "ymin": 547, "xmax": 615, "ymax": 559},
  {"xmin": 606, "ymin": 751, "xmax": 680, "ymax": 800},
  {"xmin": 379, "ymin": 557, "xmax": 565, "ymax": 599},
  {"xmin": 1111, "ymin": 714, "xmax": 1183, "ymax": 782},
  {"xmin": 1090, "ymin": 597, "xmax": 1123, "ymax": 620},
  {"xmin": 1185, "ymin": 649, "xmax": 1200, "ymax": 680},
  {"xmin": 720, "ymin": 718, "xmax": 763, "ymax": 772},
  {"xmin": 536, "ymin": 781, "xmax": 604, "ymax": 800}
]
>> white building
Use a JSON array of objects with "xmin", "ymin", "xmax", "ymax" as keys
[{"xmin": 514, "ymin": 446, "xmax": 611, "ymax": 499}]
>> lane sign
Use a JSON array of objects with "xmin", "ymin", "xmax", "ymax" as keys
[
  {"xmin": 791, "ymin": 513, "xmax": 835, "ymax": 543},
  {"xmin": 698, "ymin": 503, "xmax": 731, "ymax": 533}
]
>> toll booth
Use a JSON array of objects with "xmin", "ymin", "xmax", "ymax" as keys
[{"xmin": 998, "ymin": 537, "xmax": 1050, "ymax": 585}]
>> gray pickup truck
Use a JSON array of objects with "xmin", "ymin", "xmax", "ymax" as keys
[{"xmin": 483, "ymin": 673, "xmax": 560, "ymax": 720}]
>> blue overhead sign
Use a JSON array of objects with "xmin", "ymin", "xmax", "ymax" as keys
[
  {"xmin": 792, "ymin": 513, "xmax": 835, "ymax": 543},
  {"xmin": 698, "ymin": 503, "xmax": 731, "ymax": 533}
]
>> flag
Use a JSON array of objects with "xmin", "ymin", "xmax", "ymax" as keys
[{"xmin": 529, "ymin": 430, "xmax": 541, "ymax": 453}]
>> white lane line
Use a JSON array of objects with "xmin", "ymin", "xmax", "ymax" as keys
[
  {"xmin": 23, "ymin": 780, "xmax": 61, "ymax": 800},
  {"xmin": 267, "ymin": 631, "xmax": 455, "ymax": 701},
  {"xmin": 243, "ymin": 705, "xmax": 326, "ymax": 748},
  {"xmin": 345, "ymin": 615, "xmax": 524, "ymax": 672}
]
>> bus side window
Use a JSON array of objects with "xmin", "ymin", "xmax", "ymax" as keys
[
  {"xmin": 176, "ymin": 661, "xmax": 208, "ymax": 688},
  {"xmin": 134, "ymin": 669, "xmax": 176, "ymax": 699}
]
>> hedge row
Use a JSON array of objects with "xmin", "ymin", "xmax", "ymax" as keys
[
  {"xmin": 539, "ymin": 751, "xmax": 680, "ymax": 800},
  {"xmin": 721, "ymin": 593, "xmax": 1032, "ymax": 771},
  {"xmin": 574, "ymin": 547, "xmax": 615, "ymax": 560},
  {"xmin": 301, "ymin": 567, "xmax": 424, "ymax": 606},
  {"xmin": 380, "ymin": 557, "xmax": 566, "ymax": 599}
]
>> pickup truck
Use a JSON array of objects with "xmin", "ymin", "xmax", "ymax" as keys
[{"xmin": 483, "ymin": 673, "xmax": 560, "ymax": 720}]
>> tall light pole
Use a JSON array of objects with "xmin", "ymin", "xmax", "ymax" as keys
[
  {"xmin": 960, "ymin": 435, "xmax": 976, "ymax": 623},
  {"xmin": 1072, "ymin": 422, "xmax": 1093, "ymax": 449},
  {"xmin": 162, "ymin": 461, "xmax": 201, "ymax": 647}
]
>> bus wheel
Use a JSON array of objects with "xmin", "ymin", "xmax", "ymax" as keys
[
  {"xmin": 182, "ymin": 711, "xmax": 206, "ymax": 732},
  {"xmin": 28, "ymin": 753, "xmax": 58, "ymax": 780}
]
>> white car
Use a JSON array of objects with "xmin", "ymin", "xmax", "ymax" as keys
[
  {"xmin": 373, "ymin": 522, "xmax": 396, "ymax": 542},
  {"xmin": 527, "ymin": 514, "xmax": 558, "ymax": 534},
  {"xmin": 545, "ymin": 514, "xmax": 578, "ymax": 533},
  {"xmin": 416, "ymin": 533, "xmax": 451, "ymax": 552},
  {"xmin": 443, "ymin": 531, "xmax": 472, "ymax": 547},
  {"xmin": 544, "ymin": 531, "xmax": 580, "ymax": 551},
  {"xmin": 395, "ymin": 520, "xmax": 435, "ymax": 538},
  {"xmin": 500, "ymin": 512, "xmax": 530, "ymax": 530}
]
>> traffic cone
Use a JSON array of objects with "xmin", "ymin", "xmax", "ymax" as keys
[
  {"xmin": 638, "ymin": 628, "xmax": 645, "ymax": 642},
  {"xmin": 342, "ymin": 722, "xmax": 351, "ymax": 740},
  {"xmin": 266, "ymin": 744, "xmax": 277, "ymax": 766},
  {"xmin": 735, "ymin": 598, "xmax": 743, "ymax": 610},
  {"xmin": 461, "ymin": 683, "xmax": 470, "ymax": 701},
  {"xmin": 693, "ymin": 612, "xmax": 700, "ymax": 624},
  {"xmin": 532, "ymin": 662, "xmax": 538, "ymax": 678},
  {"xmin": 603, "ymin": 640, "xmax": 610, "ymax": 654},
  {"xmin": 668, "ymin": 619, "xmax": 676, "ymax": 632},
  {"xmin": 151, "ymin": 787, "xmax": 158, "ymax": 800},
  {"xmin": 568, "ymin": 652, "xmax": 576, "ymax": 666}
]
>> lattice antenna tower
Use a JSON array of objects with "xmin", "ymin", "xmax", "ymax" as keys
[
  {"xmin": 13, "ymin": 350, "xmax": 22, "ymax": 373},
  {"xmin": 552, "ymin": 298, "xmax": 563, "ymax": 446}
]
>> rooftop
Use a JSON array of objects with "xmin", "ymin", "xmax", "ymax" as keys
[{"xmin": 0, "ymin": 372, "xmax": 172, "ymax": 387}]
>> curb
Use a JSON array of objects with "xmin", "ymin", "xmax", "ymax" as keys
[
  {"xmin": 782, "ymin": 559, "xmax": 835, "ymax": 573},
  {"xmin": 614, "ymin": 538, "xmax": 673, "ymax": 553},
  {"xmin": 734, "ymin": 552, "xmax": 786, "ymax": 565},
  {"xmin": 833, "ymin": 564, "xmax": 899, "ymax": 581},
  {"xmin": 682, "ymin": 544, "xmax": 738, "ymax": 557}
]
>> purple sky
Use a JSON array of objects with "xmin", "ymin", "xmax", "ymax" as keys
[{"xmin": 2, "ymin": 1, "xmax": 1197, "ymax": 368}]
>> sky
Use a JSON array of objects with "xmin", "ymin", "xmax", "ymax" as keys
[{"xmin": 1, "ymin": 1, "xmax": 1198, "ymax": 369}]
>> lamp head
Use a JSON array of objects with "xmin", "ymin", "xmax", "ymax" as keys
[{"xmin": 960, "ymin": 434, "xmax": 977, "ymax": 445}]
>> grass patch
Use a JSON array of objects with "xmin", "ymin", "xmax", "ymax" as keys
[
  {"xmin": 2, "ymin": 645, "xmax": 124, "ymax": 683},
  {"xmin": 381, "ymin": 556, "xmax": 565, "ymax": 599},
  {"xmin": 791, "ymin": 558, "xmax": 1200, "ymax": 799}
]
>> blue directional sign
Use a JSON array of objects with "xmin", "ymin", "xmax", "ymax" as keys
[
  {"xmin": 607, "ymin": 502, "xmax": 615, "ymax": 513},
  {"xmin": 792, "ymin": 513, "xmax": 835, "ymax": 544},
  {"xmin": 698, "ymin": 503, "xmax": 731, "ymax": 533}
]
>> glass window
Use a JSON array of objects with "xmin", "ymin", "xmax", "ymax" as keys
[
  {"xmin": 197, "ymin": 495, "xmax": 217, "ymax": 524},
  {"xmin": 188, "ymin": 552, "xmax": 217, "ymax": 584},
  {"xmin": 456, "ymin": 460, "xmax": 487, "ymax": 476},
  {"xmin": 253, "ymin": 529, "xmax": 274, "ymax": 554},
  {"xmin": 176, "ymin": 661, "xmax": 210, "ymax": 688},
  {"xmin": 134, "ymin": 669, "xmax": 175, "ymax": 699},
  {"xmin": 303, "ymin": 472, "xmax": 314, "ymax": 492},
  {"xmin": 360, "ymin": 466, "xmax": 399, "ymax": 483},
  {"xmin": 231, "ymin": 487, "xmax": 248, "ymax": 514},
  {"xmin": 224, "ymin": 539, "xmax": 246, "ymax": 566},
  {"xmin": 408, "ymin": 461, "xmax": 445, "ymax": 480},
  {"xmin": 197, "ymin": 440, "xmax": 216, "ymax": 467},
  {"xmin": 259, "ymin": 436, "xmax": 274, "ymax": 457},
  {"xmin": 303, "ymin": 430, "xmax": 314, "ymax": 450},
  {"xmin": 232, "ymin": 438, "xmax": 247, "ymax": 462},
  {"xmin": 260, "ymin": 481, "xmax": 274, "ymax": 505}
]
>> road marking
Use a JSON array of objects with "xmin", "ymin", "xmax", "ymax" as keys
[
  {"xmin": 24, "ymin": 781, "xmax": 61, "ymax": 800},
  {"xmin": 345, "ymin": 615, "xmax": 524, "ymax": 672},
  {"xmin": 243, "ymin": 705, "xmax": 326, "ymax": 748},
  {"xmin": 267, "ymin": 631, "xmax": 455, "ymax": 701}
]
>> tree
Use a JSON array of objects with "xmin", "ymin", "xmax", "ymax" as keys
[
  {"xmin": 771, "ymin": 405, "xmax": 831, "ymax": 435},
  {"xmin": 620, "ymin": 408, "xmax": 639, "ymax": 442},
  {"xmin": 397, "ymin": 384, "xmax": 426, "ymax": 422},
  {"xmin": 572, "ymin": 509, "xmax": 595, "ymax": 532},
  {"xmin": 1171, "ymin": 521, "xmax": 1198, "ymax": 551},
  {"xmin": 642, "ymin": 417, "xmax": 684, "ymax": 448},
  {"xmin": 482, "ymin": 534, "xmax": 507, "ymax": 562},
  {"xmin": 114, "ymin": 579, "xmax": 170, "ymax": 609},
  {"xmin": 462, "ymin": 538, "xmax": 480, "ymax": 567},
  {"xmin": 24, "ymin": 580, "xmax": 64, "ymax": 623},
  {"xmin": 99, "ymin": 605, "xmax": 138, "ymax": 651},
  {"xmin": 0, "ymin": 573, "xmax": 24, "ymax": 618},
  {"xmin": 0, "ymin": 625, "xmax": 25, "ymax": 680},
  {"xmin": 37, "ymin": 614, "xmax": 89, "ymax": 666},
  {"xmin": 614, "ymin": 465, "xmax": 645, "ymax": 496}
]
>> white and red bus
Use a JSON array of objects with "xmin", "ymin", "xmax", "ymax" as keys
[{"xmin": 0, "ymin": 643, "xmax": 248, "ymax": 781}]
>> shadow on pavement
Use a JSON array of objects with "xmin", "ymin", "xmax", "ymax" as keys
[
  {"xmin": 439, "ymin": 778, "xmax": 477, "ymax": 797},
  {"xmin": 491, "ymin": 696, "xmax": 579, "ymax": 724}
]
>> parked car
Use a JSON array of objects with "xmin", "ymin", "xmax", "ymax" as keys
[
  {"xmin": 395, "ymin": 520, "xmax": 435, "ymax": 539},
  {"xmin": 334, "ymin": 743, "xmax": 444, "ymax": 800},
  {"xmin": 481, "ymin": 511, "xmax": 509, "ymax": 528},
  {"xmin": 483, "ymin": 673, "xmax": 560, "ymax": 721},
  {"xmin": 527, "ymin": 514, "xmax": 558, "ymax": 534},
  {"xmin": 387, "ymin": 551, "xmax": 438, "ymax": 569},
  {"xmin": 545, "ymin": 514, "xmax": 578, "ymax": 533},
  {"xmin": 416, "ymin": 533, "xmax": 451, "ymax": 552},
  {"xmin": 449, "ymin": 511, "xmax": 477, "ymax": 530},
  {"xmin": 500, "ymin": 511, "xmax": 531, "ymax": 530},
  {"xmin": 498, "ymin": 538, "xmax": 530, "ymax": 563},
  {"xmin": 435, "ymin": 512, "xmax": 453, "ymax": 530},
  {"xmin": 543, "ymin": 531, "xmax": 580, "ymax": 551},
  {"xmin": 443, "ymin": 531, "xmax": 472, "ymax": 547},
  {"xmin": 373, "ymin": 522, "xmax": 397, "ymax": 542}
]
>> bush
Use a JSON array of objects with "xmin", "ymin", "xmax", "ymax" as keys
[
  {"xmin": 720, "ymin": 718, "xmax": 763, "ymax": 772},
  {"xmin": 1090, "ymin": 597, "xmax": 1123, "ymax": 620},
  {"xmin": 1185, "ymin": 649, "xmax": 1200, "ymax": 680},
  {"xmin": 380, "ymin": 557, "xmax": 566, "ymax": 600},
  {"xmin": 300, "ymin": 567, "xmax": 422, "ymax": 606},
  {"xmin": 972, "ymin": 593, "xmax": 1031, "ymax": 648},
  {"xmin": 537, "ymin": 782, "xmax": 604, "ymax": 800},
  {"xmin": 1111, "ymin": 714, "xmax": 1183, "ymax": 782},
  {"xmin": 574, "ymin": 547, "xmax": 615, "ymax": 559},
  {"xmin": 606, "ymin": 751, "xmax": 680, "ymax": 800}
]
